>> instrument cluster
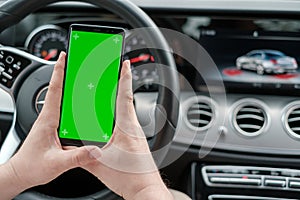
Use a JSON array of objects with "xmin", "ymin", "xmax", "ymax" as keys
[{"xmin": 25, "ymin": 24, "xmax": 159, "ymax": 91}]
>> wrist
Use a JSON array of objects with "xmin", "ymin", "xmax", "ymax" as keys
[
  {"xmin": 131, "ymin": 184, "xmax": 174, "ymax": 200},
  {"xmin": 6, "ymin": 159, "xmax": 32, "ymax": 191},
  {"xmin": 0, "ymin": 161, "xmax": 30, "ymax": 199}
]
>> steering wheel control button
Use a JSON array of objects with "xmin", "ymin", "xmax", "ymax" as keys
[
  {"xmin": 264, "ymin": 179, "xmax": 286, "ymax": 187},
  {"xmin": 0, "ymin": 50, "xmax": 31, "ymax": 88},
  {"xmin": 0, "ymin": 66, "xmax": 4, "ymax": 73},
  {"xmin": 1, "ymin": 78, "xmax": 7, "ymax": 83},
  {"xmin": 2, "ymin": 72, "xmax": 12, "ymax": 80},
  {"xmin": 5, "ymin": 56, "xmax": 14, "ymax": 64},
  {"xmin": 0, "ymin": 78, "xmax": 11, "ymax": 88},
  {"xmin": 7, "ymin": 68, "xmax": 13, "ymax": 74},
  {"xmin": 13, "ymin": 64, "xmax": 21, "ymax": 70}
]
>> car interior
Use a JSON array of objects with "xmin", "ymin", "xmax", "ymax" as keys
[{"xmin": 1, "ymin": 0, "xmax": 300, "ymax": 199}]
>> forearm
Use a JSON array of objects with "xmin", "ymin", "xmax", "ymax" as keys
[{"xmin": 0, "ymin": 161, "xmax": 28, "ymax": 200}]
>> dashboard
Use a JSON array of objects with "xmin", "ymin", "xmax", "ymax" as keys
[
  {"xmin": 1, "ymin": 1, "xmax": 300, "ymax": 199},
  {"xmin": 0, "ymin": 12, "xmax": 159, "ymax": 92}
]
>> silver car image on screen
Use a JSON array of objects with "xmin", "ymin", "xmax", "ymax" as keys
[{"xmin": 236, "ymin": 50, "xmax": 298, "ymax": 75}]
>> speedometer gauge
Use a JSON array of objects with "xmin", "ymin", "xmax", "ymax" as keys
[
  {"xmin": 25, "ymin": 25, "xmax": 67, "ymax": 61},
  {"xmin": 125, "ymin": 32, "xmax": 159, "ymax": 91}
]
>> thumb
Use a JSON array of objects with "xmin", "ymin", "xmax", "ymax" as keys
[
  {"xmin": 114, "ymin": 60, "xmax": 145, "ymax": 138},
  {"xmin": 59, "ymin": 146, "xmax": 102, "ymax": 169}
]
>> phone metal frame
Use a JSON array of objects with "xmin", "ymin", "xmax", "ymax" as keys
[{"xmin": 58, "ymin": 24, "xmax": 125, "ymax": 147}]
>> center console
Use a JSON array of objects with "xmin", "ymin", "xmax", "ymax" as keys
[{"xmin": 191, "ymin": 164, "xmax": 300, "ymax": 200}]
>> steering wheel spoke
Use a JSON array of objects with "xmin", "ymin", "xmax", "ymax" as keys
[
  {"xmin": 0, "ymin": 46, "xmax": 54, "ymax": 164},
  {"xmin": 0, "ymin": 46, "xmax": 54, "ymax": 98},
  {"xmin": 0, "ymin": 127, "xmax": 20, "ymax": 164}
]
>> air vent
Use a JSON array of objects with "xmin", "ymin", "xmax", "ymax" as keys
[
  {"xmin": 283, "ymin": 102, "xmax": 300, "ymax": 139},
  {"xmin": 287, "ymin": 107, "xmax": 300, "ymax": 135},
  {"xmin": 185, "ymin": 96, "xmax": 216, "ymax": 131},
  {"xmin": 233, "ymin": 99, "xmax": 268, "ymax": 137}
]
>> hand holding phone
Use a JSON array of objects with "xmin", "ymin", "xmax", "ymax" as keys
[{"xmin": 58, "ymin": 24, "xmax": 125, "ymax": 146}]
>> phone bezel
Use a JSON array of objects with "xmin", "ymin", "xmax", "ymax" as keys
[{"xmin": 58, "ymin": 24, "xmax": 125, "ymax": 147}]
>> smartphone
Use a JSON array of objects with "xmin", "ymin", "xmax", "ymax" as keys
[{"xmin": 58, "ymin": 24, "xmax": 125, "ymax": 146}]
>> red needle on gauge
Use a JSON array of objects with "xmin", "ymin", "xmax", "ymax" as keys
[
  {"xmin": 130, "ymin": 54, "xmax": 154, "ymax": 64},
  {"xmin": 44, "ymin": 49, "xmax": 58, "ymax": 61}
]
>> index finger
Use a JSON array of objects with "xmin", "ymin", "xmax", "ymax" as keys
[{"xmin": 40, "ymin": 52, "xmax": 66, "ymax": 121}]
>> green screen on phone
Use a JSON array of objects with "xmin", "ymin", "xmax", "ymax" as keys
[{"xmin": 59, "ymin": 26, "xmax": 124, "ymax": 144}]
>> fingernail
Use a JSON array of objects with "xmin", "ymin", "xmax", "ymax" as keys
[
  {"xmin": 58, "ymin": 51, "xmax": 65, "ymax": 60},
  {"xmin": 124, "ymin": 60, "xmax": 130, "ymax": 67},
  {"xmin": 89, "ymin": 147, "xmax": 102, "ymax": 159}
]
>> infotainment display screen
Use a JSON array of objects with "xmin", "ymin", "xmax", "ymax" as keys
[{"xmin": 198, "ymin": 19, "xmax": 300, "ymax": 94}]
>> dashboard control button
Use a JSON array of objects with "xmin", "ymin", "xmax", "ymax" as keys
[
  {"xmin": 289, "ymin": 180, "xmax": 300, "ymax": 189},
  {"xmin": 209, "ymin": 177, "xmax": 261, "ymax": 186},
  {"xmin": 203, "ymin": 166, "xmax": 300, "ymax": 192},
  {"xmin": 0, "ymin": 66, "xmax": 4, "ymax": 73},
  {"xmin": 270, "ymin": 171, "xmax": 281, "ymax": 176},
  {"xmin": 218, "ymin": 126, "xmax": 228, "ymax": 135},
  {"xmin": 264, "ymin": 179, "xmax": 286, "ymax": 187}
]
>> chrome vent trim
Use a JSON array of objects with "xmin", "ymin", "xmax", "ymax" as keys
[
  {"xmin": 232, "ymin": 99, "xmax": 269, "ymax": 137},
  {"xmin": 184, "ymin": 96, "xmax": 217, "ymax": 131},
  {"xmin": 283, "ymin": 101, "xmax": 300, "ymax": 139}
]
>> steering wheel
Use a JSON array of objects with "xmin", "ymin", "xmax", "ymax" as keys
[{"xmin": 0, "ymin": 0, "xmax": 179, "ymax": 199}]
